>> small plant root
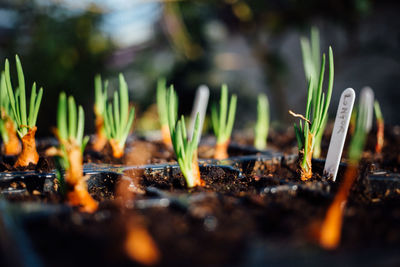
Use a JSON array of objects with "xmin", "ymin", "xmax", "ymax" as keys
[
  {"xmin": 14, "ymin": 126, "xmax": 39, "ymax": 167},
  {"xmin": 92, "ymin": 115, "xmax": 107, "ymax": 151},
  {"xmin": 214, "ymin": 140, "xmax": 229, "ymax": 160},
  {"xmin": 110, "ymin": 139, "xmax": 124, "ymax": 159},
  {"xmin": 319, "ymin": 164, "xmax": 358, "ymax": 249},
  {"xmin": 3, "ymin": 118, "xmax": 21, "ymax": 155},
  {"xmin": 65, "ymin": 144, "xmax": 98, "ymax": 213}
]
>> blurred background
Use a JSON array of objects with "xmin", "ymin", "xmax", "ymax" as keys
[{"xmin": 0, "ymin": 0, "xmax": 399, "ymax": 136}]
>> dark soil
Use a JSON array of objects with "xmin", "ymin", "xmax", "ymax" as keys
[{"xmin": 0, "ymin": 128, "xmax": 400, "ymax": 266}]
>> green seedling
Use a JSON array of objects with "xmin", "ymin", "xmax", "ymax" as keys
[
  {"xmin": 92, "ymin": 74, "xmax": 109, "ymax": 151},
  {"xmin": 374, "ymin": 100, "xmax": 384, "ymax": 154},
  {"xmin": 254, "ymin": 93, "xmax": 270, "ymax": 150},
  {"xmin": 157, "ymin": 78, "xmax": 177, "ymax": 146},
  {"xmin": 166, "ymin": 86, "xmax": 204, "ymax": 188},
  {"xmin": 103, "ymin": 73, "xmax": 135, "ymax": 158},
  {"xmin": 211, "ymin": 84, "xmax": 237, "ymax": 159},
  {"xmin": 300, "ymin": 27, "xmax": 327, "ymax": 158},
  {"xmin": 4, "ymin": 55, "xmax": 43, "ymax": 166},
  {"xmin": 56, "ymin": 92, "xmax": 96, "ymax": 213},
  {"xmin": 0, "ymin": 71, "xmax": 21, "ymax": 155},
  {"xmin": 291, "ymin": 47, "xmax": 334, "ymax": 180}
]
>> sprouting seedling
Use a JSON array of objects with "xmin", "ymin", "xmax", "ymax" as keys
[
  {"xmin": 374, "ymin": 100, "xmax": 384, "ymax": 154},
  {"xmin": 254, "ymin": 93, "xmax": 270, "ymax": 150},
  {"xmin": 319, "ymin": 90, "xmax": 372, "ymax": 250},
  {"xmin": 157, "ymin": 78, "xmax": 176, "ymax": 146},
  {"xmin": 92, "ymin": 74, "xmax": 109, "ymax": 151},
  {"xmin": 56, "ymin": 92, "xmax": 96, "ymax": 213},
  {"xmin": 290, "ymin": 46, "xmax": 334, "ymax": 181},
  {"xmin": 0, "ymin": 71, "xmax": 21, "ymax": 155},
  {"xmin": 4, "ymin": 55, "xmax": 43, "ymax": 167},
  {"xmin": 103, "ymin": 73, "xmax": 135, "ymax": 158},
  {"xmin": 167, "ymin": 86, "xmax": 204, "ymax": 188},
  {"xmin": 300, "ymin": 27, "xmax": 327, "ymax": 158},
  {"xmin": 211, "ymin": 84, "xmax": 237, "ymax": 160}
]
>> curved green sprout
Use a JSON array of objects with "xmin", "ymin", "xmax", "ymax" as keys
[
  {"xmin": 293, "ymin": 47, "xmax": 334, "ymax": 178},
  {"xmin": 167, "ymin": 86, "xmax": 202, "ymax": 188},
  {"xmin": 254, "ymin": 93, "xmax": 270, "ymax": 150},
  {"xmin": 4, "ymin": 55, "xmax": 43, "ymax": 138},
  {"xmin": 103, "ymin": 74, "xmax": 135, "ymax": 155},
  {"xmin": 211, "ymin": 84, "xmax": 237, "ymax": 145}
]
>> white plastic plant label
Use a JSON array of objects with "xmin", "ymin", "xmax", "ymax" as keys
[
  {"xmin": 188, "ymin": 85, "xmax": 210, "ymax": 143},
  {"xmin": 324, "ymin": 88, "xmax": 356, "ymax": 181}
]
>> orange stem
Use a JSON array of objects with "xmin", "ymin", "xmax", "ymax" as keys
[
  {"xmin": 110, "ymin": 139, "xmax": 124, "ymax": 159},
  {"xmin": 300, "ymin": 132, "xmax": 314, "ymax": 181},
  {"xmin": 125, "ymin": 217, "xmax": 160, "ymax": 266},
  {"xmin": 65, "ymin": 143, "xmax": 98, "ymax": 213},
  {"xmin": 3, "ymin": 117, "xmax": 21, "ymax": 155},
  {"xmin": 375, "ymin": 119, "xmax": 384, "ymax": 154},
  {"xmin": 92, "ymin": 115, "xmax": 107, "ymax": 151},
  {"xmin": 319, "ymin": 164, "xmax": 358, "ymax": 249},
  {"xmin": 214, "ymin": 140, "xmax": 229, "ymax": 160},
  {"xmin": 14, "ymin": 127, "xmax": 39, "ymax": 167},
  {"xmin": 161, "ymin": 124, "xmax": 172, "ymax": 147},
  {"xmin": 191, "ymin": 151, "xmax": 205, "ymax": 187}
]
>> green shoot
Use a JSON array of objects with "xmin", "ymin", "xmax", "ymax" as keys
[
  {"xmin": 157, "ymin": 78, "xmax": 168, "ymax": 127},
  {"xmin": 374, "ymin": 100, "xmax": 383, "ymax": 121},
  {"xmin": 300, "ymin": 27, "xmax": 327, "ymax": 158},
  {"xmin": 348, "ymin": 96, "xmax": 371, "ymax": 163},
  {"xmin": 254, "ymin": 93, "xmax": 270, "ymax": 150},
  {"xmin": 94, "ymin": 74, "xmax": 108, "ymax": 118},
  {"xmin": 0, "ymin": 72, "xmax": 11, "ymax": 142},
  {"xmin": 167, "ymin": 86, "xmax": 203, "ymax": 188},
  {"xmin": 92, "ymin": 74, "xmax": 109, "ymax": 151},
  {"xmin": 211, "ymin": 84, "xmax": 237, "ymax": 159},
  {"xmin": 103, "ymin": 73, "xmax": 135, "ymax": 158},
  {"xmin": 157, "ymin": 78, "xmax": 177, "ymax": 146},
  {"xmin": 374, "ymin": 100, "xmax": 384, "ymax": 153},
  {"xmin": 292, "ymin": 46, "xmax": 334, "ymax": 180},
  {"xmin": 57, "ymin": 92, "xmax": 97, "ymax": 213},
  {"xmin": 4, "ymin": 55, "xmax": 43, "ymax": 138},
  {"xmin": 211, "ymin": 84, "xmax": 237, "ymax": 144},
  {"xmin": 57, "ymin": 92, "xmax": 89, "ymax": 167}
]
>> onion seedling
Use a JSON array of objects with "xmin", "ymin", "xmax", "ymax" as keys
[
  {"xmin": 0, "ymin": 72, "xmax": 21, "ymax": 155},
  {"xmin": 4, "ymin": 55, "xmax": 43, "ymax": 167},
  {"xmin": 167, "ymin": 86, "xmax": 204, "ymax": 188},
  {"xmin": 157, "ymin": 78, "xmax": 175, "ymax": 146},
  {"xmin": 290, "ymin": 47, "xmax": 334, "ymax": 180},
  {"xmin": 319, "ymin": 91, "xmax": 371, "ymax": 249},
  {"xmin": 374, "ymin": 100, "xmax": 384, "ymax": 154},
  {"xmin": 103, "ymin": 74, "xmax": 135, "ymax": 158},
  {"xmin": 56, "ymin": 92, "xmax": 96, "ymax": 213},
  {"xmin": 300, "ymin": 27, "xmax": 327, "ymax": 158},
  {"xmin": 254, "ymin": 93, "xmax": 270, "ymax": 150},
  {"xmin": 92, "ymin": 74, "xmax": 108, "ymax": 151},
  {"xmin": 211, "ymin": 84, "xmax": 237, "ymax": 160}
]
